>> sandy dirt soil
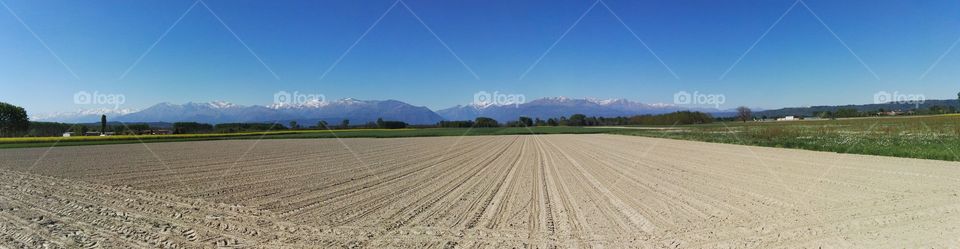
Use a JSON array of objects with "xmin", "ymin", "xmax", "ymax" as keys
[{"xmin": 1, "ymin": 134, "xmax": 959, "ymax": 248}]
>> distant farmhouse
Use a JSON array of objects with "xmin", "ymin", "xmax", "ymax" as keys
[
  {"xmin": 877, "ymin": 110, "xmax": 904, "ymax": 116},
  {"xmin": 776, "ymin": 116, "xmax": 798, "ymax": 121},
  {"xmin": 147, "ymin": 129, "xmax": 173, "ymax": 135}
]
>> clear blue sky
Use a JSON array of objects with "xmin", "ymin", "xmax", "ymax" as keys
[{"xmin": 2, "ymin": 0, "xmax": 959, "ymax": 114}]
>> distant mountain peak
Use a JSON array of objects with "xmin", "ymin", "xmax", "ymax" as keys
[
  {"xmin": 30, "ymin": 108, "xmax": 139, "ymax": 122},
  {"xmin": 208, "ymin": 100, "xmax": 236, "ymax": 109},
  {"xmin": 537, "ymin": 96, "xmax": 573, "ymax": 102},
  {"xmin": 78, "ymin": 108, "xmax": 139, "ymax": 115},
  {"xmin": 269, "ymin": 98, "xmax": 328, "ymax": 109},
  {"xmin": 268, "ymin": 98, "xmax": 398, "ymax": 109},
  {"xmin": 647, "ymin": 102, "xmax": 676, "ymax": 108},
  {"xmin": 586, "ymin": 98, "xmax": 627, "ymax": 106},
  {"xmin": 469, "ymin": 101, "xmax": 498, "ymax": 109},
  {"xmin": 336, "ymin": 98, "xmax": 370, "ymax": 105}
]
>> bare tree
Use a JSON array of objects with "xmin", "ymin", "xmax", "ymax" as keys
[{"xmin": 736, "ymin": 106, "xmax": 752, "ymax": 122}]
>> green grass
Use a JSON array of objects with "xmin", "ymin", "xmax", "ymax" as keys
[
  {"xmin": 0, "ymin": 126, "xmax": 623, "ymax": 149},
  {"xmin": 611, "ymin": 115, "xmax": 960, "ymax": 161}
]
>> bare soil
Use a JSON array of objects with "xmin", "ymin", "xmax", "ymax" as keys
[{"xmin": 1, "ymin": 134, "xmax": 959, "ymax": 248}]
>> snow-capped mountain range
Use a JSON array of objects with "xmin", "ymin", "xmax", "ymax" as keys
[
  {"xmin": 34, "ymin": 99, "xmax": 443, "ymax": 125},
  {"xmin": 30, "ymin": 108, "xmax": 140, "ymax": 124},
  {"xmin": 436, "ymin": 97, "xmax": 706, "ymax": 121},
  {"xmin": 33, "ymin": 97, "xmax": 734, "ymax": 125}
]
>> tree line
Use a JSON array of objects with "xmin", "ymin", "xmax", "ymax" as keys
[
  {"xmin": 801, "ymin": 105, "xmax": 960, "ymax": 119},
  {"xmin": 171, "ymin": 118, "xmax": 410, "ymax": 134},
  {"xmin": 438, "ymin": 111, "xmax": 715, "ymax": 128}
]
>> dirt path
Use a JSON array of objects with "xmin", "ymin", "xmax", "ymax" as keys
[{"xmin": 1, "ymin": 134, "xmax": 959, "ymax": 248}]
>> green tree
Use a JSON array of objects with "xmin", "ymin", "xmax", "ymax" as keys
[
  {"xmin": 378, "ymin": 120, "xmax": 408, "ymax": 129},
  {"xmin": 70, "ymin": 125, "xmax": 88, "ymax": 136},
  {"xmin": 626, "ymin": 111, "xmax": 713, "ymax": 125},
  {"xmin": 100, "ymin": 115, "xmax": 107, "ymax": 134},
  {"xmin": 929, "ymin": 106, "xmax": 946, "ymax": 114},
  {"xmin": 474, "ymin": 117, "xmax": 499, "ymax": 128},
  {"xmin": 214, "ymin": 123, "xmax": 286, "ymax": 133},
  {"xmin": 124, "ymin": 124, "xmax": 150, "ymax": 135},
  {"xmin": 438, "ymin": 120, "xmax": 473, "ymax": 128},
  {"xmin": 340, "ymin": 119, "xmax": 350, "ymax": 129},
  {"xmin": 0, "ymin": 102, "xmax": 29, "ymax": 137},
  {"xmin": 289, "ymin": 121, "xmax": 299, "ymax": 130},
  {"xmin": 835, "ymin": 108, "xmax": 861, "ymax": 118},
  {"xmin": 518, "ymin": 116, "xmax": 533, "ymax": 127},
  {"xmin": 316, "ymin": 120, "xmax": 328, "ymax": 129},
  {"xmin": 546, "ymin": 118, "xmax": 558, "ymax": 126},
  {"xmin": 172, "ymin": 122, "xmax": 214, "ymax": 134},
  {"xmin": 26, "ymin": 122, "xmax": 72, "ymax": 137},
  {"xmin": 567, "ymin": 114, "xmax": 587, "ymax": 126}
]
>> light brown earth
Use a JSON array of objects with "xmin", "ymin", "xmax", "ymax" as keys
[{"xmin": 1, "ymin": 134, "xmax": 959, "ymax": 248}]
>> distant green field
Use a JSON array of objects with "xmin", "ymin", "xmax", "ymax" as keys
[
  {"xmin": 611, "ymin": 115, "xmax": 960, "ymax": 161},
  {"xmin": 0, "ymin": 126, "xmax": 622, "ymax": 149}
]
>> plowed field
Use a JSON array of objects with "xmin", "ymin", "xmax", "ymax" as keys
[{"xmin": 1, "ymin": 134, "xmax": 959, "ymax": 248}]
